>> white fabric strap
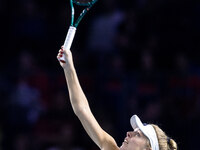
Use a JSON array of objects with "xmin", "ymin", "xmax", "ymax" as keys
[{"xmin": 144, "ymin": 125, "xmax": 159, "ymax": 150}]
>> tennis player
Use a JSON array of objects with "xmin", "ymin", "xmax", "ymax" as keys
[{"xmin": 57, "ymin": 47, "xmax": 178, "ymax": 150}]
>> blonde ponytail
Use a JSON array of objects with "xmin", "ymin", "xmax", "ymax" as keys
[{"xmin": 168, "ymin": 138, "xmax": 178, "ymax": 150}]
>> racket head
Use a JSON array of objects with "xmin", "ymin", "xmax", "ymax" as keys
[{"xmin": 73, "ymin": 0, "xmax": 98, "ymax": 6}]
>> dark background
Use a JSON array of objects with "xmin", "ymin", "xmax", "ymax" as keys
[{"xmin": 1, "ymin": 0, "xmax": 200, "ymax": 149}]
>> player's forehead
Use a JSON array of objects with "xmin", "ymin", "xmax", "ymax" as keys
[{"xmin": 134, "ymin": 128, "xmax": 141, "ymax": 132}]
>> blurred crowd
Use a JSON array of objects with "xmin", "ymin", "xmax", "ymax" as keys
[{"xmin": 1, "ymin": 0, "xmax": 200, "ymax": 149}]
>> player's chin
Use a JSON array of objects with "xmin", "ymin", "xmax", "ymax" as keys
[{"xmin": 119, "ymin": 143, "xmax": 126, "ymax": 150}]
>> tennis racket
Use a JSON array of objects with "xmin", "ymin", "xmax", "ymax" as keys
[{"xmin": 59, "ymin": 0, "xmax": 98, "ymax": 63}]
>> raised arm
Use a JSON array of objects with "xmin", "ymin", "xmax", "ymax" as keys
[{"xmin": 57, "ymin": 48, "xmax": 119, "ymax": 150}]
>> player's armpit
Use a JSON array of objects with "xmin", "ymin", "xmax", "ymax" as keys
[{"xmin": 101, "ymin": 131, "xmax": 119, "ymax": 150}]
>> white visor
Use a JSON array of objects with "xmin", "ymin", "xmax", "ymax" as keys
[{"xmin": 130, "ymin": 115, "xmax": 159, "ymax": 150}]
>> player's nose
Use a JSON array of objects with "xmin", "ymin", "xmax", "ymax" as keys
[{"xmin": 126, "ymin": 131, "xmax": 132, "ymax": 138}]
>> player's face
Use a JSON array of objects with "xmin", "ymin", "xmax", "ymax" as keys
[{"xmin": 120, "ymin": 128, "xmax": 150, "ymax": 150}]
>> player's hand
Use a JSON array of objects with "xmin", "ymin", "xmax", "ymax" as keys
[{"xmin": 57, "ymin": 46, "xmax": 74, "ymax": 70}]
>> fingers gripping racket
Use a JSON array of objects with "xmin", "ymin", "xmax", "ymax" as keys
[{"xmin": 59, "ymin": 0, "xmax": 98, "ymax": 63}]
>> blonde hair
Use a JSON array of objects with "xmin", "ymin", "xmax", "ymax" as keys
[{"xmin": 151, "ymin": 124, "xmax": 178, "ymax": 150}]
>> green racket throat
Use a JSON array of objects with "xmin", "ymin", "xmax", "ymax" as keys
[{"xmin": 70, "ymin": 0, "xmax": 98, "ymax": 28}]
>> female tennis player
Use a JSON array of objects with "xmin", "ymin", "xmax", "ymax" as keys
[{"xmin": 57, "ymin": 47, "xmax": 178, "ymax": 150}]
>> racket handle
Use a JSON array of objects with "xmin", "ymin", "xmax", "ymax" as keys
[{"xmin": 59, "ymin": 26, "xmax": 76, "ymax": 63}]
